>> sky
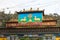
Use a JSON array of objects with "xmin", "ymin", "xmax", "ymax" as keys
[{"xmin": 0, "ymin": 0, "xmax": 60, "ymax": 15}]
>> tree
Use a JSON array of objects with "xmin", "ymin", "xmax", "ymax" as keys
[
  {"xmin": 12, "ymin": 11, "xmax": 18, "ymax": 19},
  {"xmin": 54, "ymin": 13, "xmax": 58, "ymax": 16},
  {"xmin": 0, "ymin": 11, "xmax": 6, "ymax": 28}
]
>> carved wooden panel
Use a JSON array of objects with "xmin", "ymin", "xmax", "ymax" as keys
[{"xmin": 0, "ymin": 27, "xmax": 60, "ymax": 34}]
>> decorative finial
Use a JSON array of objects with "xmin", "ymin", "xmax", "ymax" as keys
[
  {"xmin": 30, "ymin": 8, "xmax": 32, "ymax": 11},
  {"xmin": 37, "ymin": 8, "xmax": 39, "ymax": 11},
  {"xmin": 23, "ymin": 9, "xmax": 25, "ymax": 12}
]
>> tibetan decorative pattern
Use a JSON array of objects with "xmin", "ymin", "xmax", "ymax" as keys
[{"xmin": 18, "ymin": 11, "xmax": 43, "ymax": 27}]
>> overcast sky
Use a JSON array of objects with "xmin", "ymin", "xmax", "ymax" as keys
[{"xmin": 0, "ymin": 0, "xmax": 60, "ymax": 15}]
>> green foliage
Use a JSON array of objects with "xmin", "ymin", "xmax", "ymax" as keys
[
  {"xmin": 20, "ymin": 36, "xmax": 30, "ymax": 40},
  {"xmin": 20, "ymin": 38, "xmax": 25, "ymax": 40},
  {"xmin": 20, "ymin": 37, "xmax": 43, "ymax": 40}
]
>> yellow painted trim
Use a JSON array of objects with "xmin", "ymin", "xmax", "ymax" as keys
[
  {"xmin": 56, "ymin": 37, "xmax": 60, "ymax": 40},
  {"xmin": 0, "ymin": 37, "xmax": 7, "ymax": 40}
]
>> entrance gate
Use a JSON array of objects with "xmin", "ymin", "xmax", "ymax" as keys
[{"xmin": 0, "ymin": 27, "xmax": 60, "ymax": 40}]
